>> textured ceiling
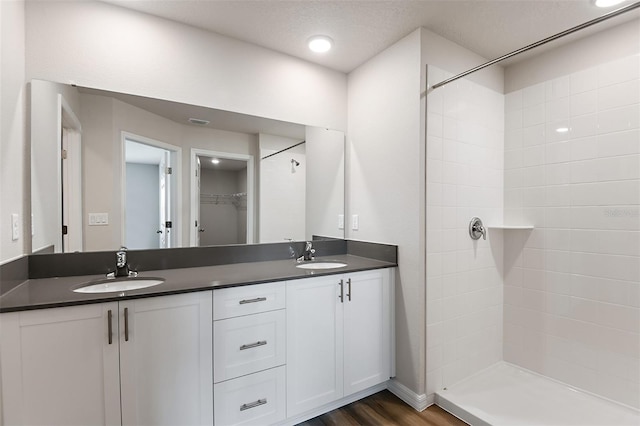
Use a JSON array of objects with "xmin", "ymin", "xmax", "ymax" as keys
[{"xmin": 102, "ymin": 0, "xmax": 639, "ymax": 73}]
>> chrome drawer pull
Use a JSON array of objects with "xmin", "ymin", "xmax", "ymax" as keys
[
  {"xmin": 240, "ymin": 340, "xmax": 267, "ymax": 351},
  {"xmin": 240, "ymin": 398, "xmax": 267, "ymax": 411},
  {"xmin": 239, "ymin": 297, "xmax": 267, "ymax": 305}
]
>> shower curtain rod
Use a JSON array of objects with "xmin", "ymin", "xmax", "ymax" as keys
[
  {"xmin": 261, "ymin": 140, "xmax": 306, "ymax": 160},
  {"xmin": 430, "ymin": 1, "xmax": 640, "ymax": 90}
]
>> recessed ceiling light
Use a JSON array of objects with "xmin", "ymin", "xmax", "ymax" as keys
[
  {"xmin": 211, "ymin": 158, "xmax": 220, "ymax": 164},
  {"xmin": 593, "ymin": 0, "xmax": 625, "ymax": 7},
  {"xmin": 308, "ymin": 35, "xmax": 333, "ymax": 53}
]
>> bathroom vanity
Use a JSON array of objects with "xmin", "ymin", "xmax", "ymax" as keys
[{"xmin": 0, "ymin": 250, "xmax": 396, "ymax": 426}]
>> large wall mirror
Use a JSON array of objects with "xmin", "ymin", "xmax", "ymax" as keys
[{"xmin": 30, "ymin": 80, "xmax": 345, "ymax": 254}]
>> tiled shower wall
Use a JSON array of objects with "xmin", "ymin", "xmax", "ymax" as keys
[
  {"xmin": 426, "ymin": 66, "xmax": 505, "ymax": 395},
  {"xmin": 503, "ymin": 54, "xmax": 640, "ymax": 408}
]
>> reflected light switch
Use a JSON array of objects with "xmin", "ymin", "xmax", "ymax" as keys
[{"xmin": 89, "ymin": 213, "xmax": 109, "ymax": 226}]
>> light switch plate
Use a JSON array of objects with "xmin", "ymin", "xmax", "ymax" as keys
[
  {"xmin": 11, "ymin": 214, "xmax": 19, "ymax": 241},
  {"xmin": 89, "ymin": 213, "xmax": 109, "ymax": 226},
  {"xmin": 338, "ymin": 214, "xmax": 344, "ymax": 230},
  {"xmin": 351, "ymin": 214, "xmax": 359, "ymax": 231}
]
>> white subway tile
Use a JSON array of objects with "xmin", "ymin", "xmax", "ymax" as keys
[
  {"xmin": 523, "ymin": 124, "xmax": 546, "ymax": 147},
  {"xmin": 505, "ymin": 90, "xmax": 523, "ymax": 111},
  {"xmin": 597, "ymin": 130, "xmax": 640, "ymax": 157},
  {"xmin": 570, "ymin": 136, "xmax": 599, "ymax": 161},
  {"xmin": 428, "ymin": 112, "xmax": 444, "ymax": 137},
  {"xmin": 570, "ymin": 90, "xmax": 597, "ymax": 117},
  {"xmin": 571, "ymin": 67, "xmax": 598, "ymax": 94},
  {"xmin": 546, "ymin": 97, "xmax": 569, "ymax": 122},
  {"xmin": 546, "ymin": 76, "xmax": 570, "ymax": 101},
  {"xmin": 522, "ymin": 146, "xmax": 545, "ymax": 167},
  {"xmin": 598, "ymin": 79, "xmax": 639, "ymax": 111},
  {"xmin": 427, "ymin": 135, "xmax": 443, "ymax": 160},
  {"xmin": 598, "ymin": 105, "xmax": 640, "ymax": 134},
  {"xmin": 546, "ymin": 141, "xmax": 572, "ymax": 164},
  {"xmin": 569, "ymin": 297, "xmax": 598, "ymax": 323},
  {"xmin": 597, "ymin": 302, "xmax": 640, "ymax": 333},
  {"xmin": 545, "ymin": 163, "xmax": 572, "ymax": 185},
  {"xmin": 523, "ymin": 104, "xmax": 545, "ymax": 127},
  {"xmin": 569, "ymin": 113, "xmax": 599, "ymax": 139},
  {"xmin": 523, "ymin": 83, "xmax": 546, "ymax": 107}
]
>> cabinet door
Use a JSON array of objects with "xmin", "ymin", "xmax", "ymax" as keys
[
  {"xmin": 119, "ymin": 291, "xmax": 213, "ymax": 426},
  {"xmin": 286, "ymin": 276, "xmax": 344, "ymax": 417},
  {"xmin": 343, "ymin": 269, "xmax": 391, "ymax": 396},
  {"xmin": 0, "ymin": 303, "xmax": 121, "ymax": 426}
]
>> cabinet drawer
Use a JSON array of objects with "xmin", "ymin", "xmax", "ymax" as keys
[
  {"xmin": 214, "ymin": 281, "xmax": 285, "ymax": 320},
  {"xmin": 214, "ymin": 366, "xmax": 285, "ymax": 426},
  {"xmin": 214, "ymin": 310, "xmax": 286, "ymax": 383}
]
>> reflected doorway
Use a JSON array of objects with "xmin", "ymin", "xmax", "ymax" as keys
[
  {"xmin": 190, "ymin": 149, "xmax": 254, "ymax": 247},
  {"xmin": 123, "ymin": 135, "xmax": 180, "ymax": 250}
]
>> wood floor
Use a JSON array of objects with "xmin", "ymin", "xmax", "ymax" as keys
[{"xmin": 297, "ymin": 390, "xmax": 469, "ymax": 426}]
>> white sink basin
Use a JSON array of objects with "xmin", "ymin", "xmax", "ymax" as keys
[
  {"xmin": 73, "ymin": 277, "xmax": 165, "ymax": 293},
  {"xmin": 296, "ymin": 262, "xmax": 347, "ymax": 270}
]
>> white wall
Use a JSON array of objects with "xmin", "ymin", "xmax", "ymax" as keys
[
  {"xmin": 503, "ymin": 53, "xmax": 640, "ymax": 409},
  {"xmin": 347, "ymin": 26, "xmax": 504, "ymax": 397},
  {"xmin": 425, "ymin": 65, "xmax": 505, "ymax": 395},
  {"xmin": 0, "ymin": 0, "xmax": 26, "ymax": 263},
  {"xmin": 25, "ymin": 0, "xmax": 347, "ymax": 131},
  {"xmin": 348, "ymin": 29, "xmax": 424, "ymax": 393}
]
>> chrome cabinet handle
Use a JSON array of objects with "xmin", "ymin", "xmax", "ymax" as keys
[
  {"xmin": 240, "ymin": 399, "xmax": 267, "ymax": 411},
  {"xmin": 239, "ymin": 297, "xmax": 267, "ymax": 305},
  {"xmin": 338, "ymin": 279, "xmax": 344, "ymax": 303},
  {"xmin": 124, "ymin": 307, "xmax": 129, "ymax": 342},
  {"xmin": 107, "ymin": 310, "xmax": 113, "ymax": 345},
  {"xmin": 240, "ymin": 340, "xmax": 267, "ymax": 351},
  {"xmin": 347, "ymin": 278, "xmax": 352, "ymax": 302}
]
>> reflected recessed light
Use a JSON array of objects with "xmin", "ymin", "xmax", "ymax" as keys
[
  {"xmin": 189, "ymin": 118, "xmax": 210, "ymax": 125},
  {"xmin": 593, "ymin": 0, "xmax": 625, "ymax": 7},
  {"xmin": 211, "ymin": 158, "xmax": 220, "ymax": 164},
  {"xmin": 556, "ymin": 127, "xmax": 570, "ymax": 133},
  {"xmin": 308, "ymin": 35, "xmax": 333, "ymax": 53}
]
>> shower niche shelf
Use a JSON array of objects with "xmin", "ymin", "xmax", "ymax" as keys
[{"xmin": 486, "ymin": 225, "xmax": 534, "ymax": 230}]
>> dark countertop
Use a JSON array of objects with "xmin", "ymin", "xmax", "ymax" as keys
[{"xmin": 0, "ymin": 255, "xmax": 396, "ymax": 313}]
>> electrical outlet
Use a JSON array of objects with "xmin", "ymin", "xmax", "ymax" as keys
[
  {"xmin": 338, "ymin": 214, "xmax": 344, "ymax": 230},
  {"xmin": 11, "ymin": 214, "xmax": 20, "ymax": 241},
  {"xmin": 352, "ymin": 214, "xmax": 359, "ymax": 231}
]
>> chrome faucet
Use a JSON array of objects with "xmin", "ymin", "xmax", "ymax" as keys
[
  {"xmin": 108, "ymin": 246, "xmax": 137, "ymax": 278},
  {"xmin": 297, "ymin": 241, "xmax": 316, "ymax": 262}
]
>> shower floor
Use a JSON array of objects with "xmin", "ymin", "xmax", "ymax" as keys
[{"xmin": 435, "ymin": 362, "xmax": 640, "ymax": 426}]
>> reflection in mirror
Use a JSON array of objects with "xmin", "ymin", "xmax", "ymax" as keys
[
  {"xmin": 194, "ymin": 155, "xmax": 250, "ymax": 246},
  {"xmin": 30, "ymin": 80, "xmax": 345, "ymax": 254}
]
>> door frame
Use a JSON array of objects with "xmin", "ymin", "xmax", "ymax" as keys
[
  {"xmin": 190, "ymin": 148, "xmax": 254, "ymax": 246},
  {"xmin": 121, "ymin": 132, "xmax": 182, "ymax": 249},
  {"xmin": 58, "ymin": 95, "xmax": 82, "ymax": 253}
]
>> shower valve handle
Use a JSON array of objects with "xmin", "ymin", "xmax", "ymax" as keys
[{"xmin": 469, "ymin": 217, "xmax": 486, "ymax": 240}]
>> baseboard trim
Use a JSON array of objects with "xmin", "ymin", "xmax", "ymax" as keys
[
  {"xmin": 279, "ymin": 382, "xmax": 388, "ymax": 426},
  {"xmin": 386, "ymin": 379, "xmax": 429, "ymax": 412}
]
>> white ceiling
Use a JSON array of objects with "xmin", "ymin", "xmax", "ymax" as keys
[{"xmin": 102, "ymin": 0, "xmax": 640, "ymax": 73}]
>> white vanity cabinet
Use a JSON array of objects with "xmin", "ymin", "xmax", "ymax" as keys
[
  {"xmin": 0, "ymin": 291, "xmax": 213, "ymax": 426},
  {"xmin": 286, "ymin": 268, "xmax": 393, "ymax": 418},
  {"xmin": 213, "ymin": 281, "xmax": 287, "ymax": 426}
]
